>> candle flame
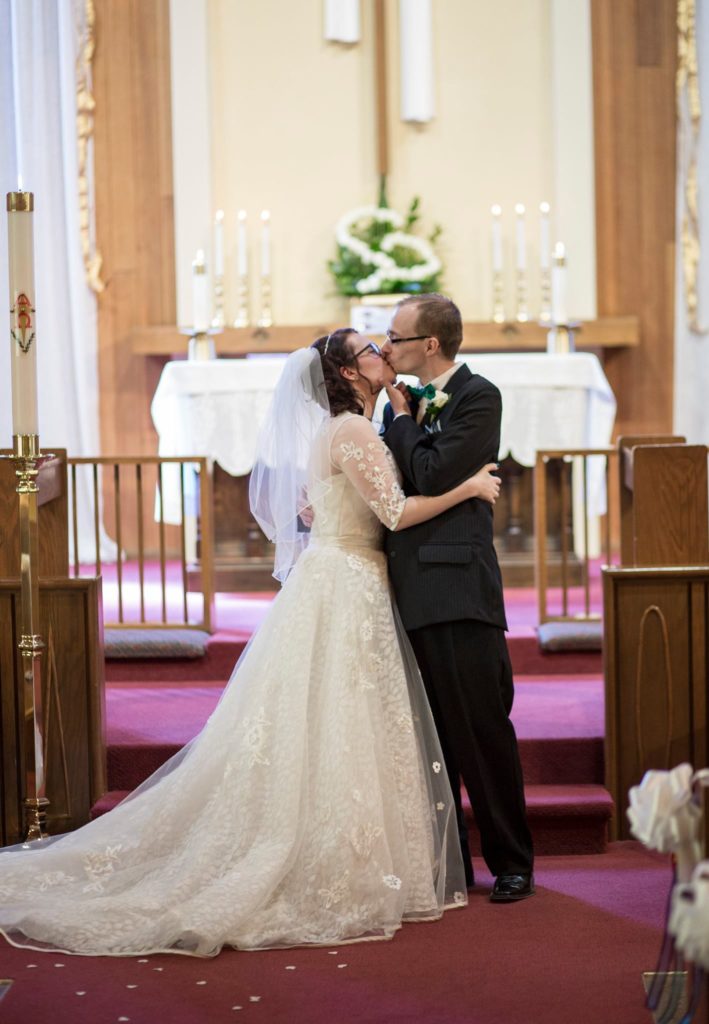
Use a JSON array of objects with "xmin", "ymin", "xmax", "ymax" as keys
[
  {"xmin": 540, "ymin": 201, "xmax": 551, "ymax": 214},
  {"xmin": 260, "ymin": 209, "xmax": 270, "ymax": 222},
  {"xmin": 491, "ymin": 204, "xmax": 502, "ymax": 216},
  {"xmin": 17, "ymin": 173, "xmax": 23, "ymax": 191},
  {"xmin": 514, "ymin": 203, "xmax": 525, "ymax": 216},
  {"xmin": 238, "ymin": 209, "xmax": 247, "ymax": 221},
  {"xmin": 215, "ymin": 209, "xmax": 224, "ymax": 223}
]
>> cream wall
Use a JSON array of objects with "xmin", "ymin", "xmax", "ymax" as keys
[{"xmin": 170, "ymin": 0, "xmax": 595, "ymax": 327}]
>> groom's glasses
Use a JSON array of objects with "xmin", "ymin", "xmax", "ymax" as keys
[
  {"xmin": 352, "ymin": 341, "xmax": 384, "ymax": 359},
  {"xmin": 385, "ymin": 330, "xmax": 430, "ymax": 344}
]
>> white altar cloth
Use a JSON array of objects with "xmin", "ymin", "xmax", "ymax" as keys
[{"xmin": 151, "ymin": 352, "xmax": 616, "ymax": 525}]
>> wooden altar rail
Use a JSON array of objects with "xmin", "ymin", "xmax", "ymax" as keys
[
  {"xmin": 130, "ymin": 315, "xmax": 640, "ymax": 357},
  {"xmin": 67, "ymin": 457, "xmax": 215, "ymax": 632},
  {"xmin": 534, "ymin": 448, "xmax": 619, "ymax": 624}
]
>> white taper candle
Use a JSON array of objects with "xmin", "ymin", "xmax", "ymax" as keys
[
  {"xmin": 491, "ymin": 204, "xmax": 503, "ymax": 272},
  {"xmin": 214, "ymin": 209, "xmax": 224, "ymax": 278},
  {"xmin": 260, "ymin": 210, "xmax": 271, "ymax": 277}
]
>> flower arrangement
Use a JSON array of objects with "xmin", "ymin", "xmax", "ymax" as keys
[{"xmin": 328, "ymin": 197, "xmax": 442, "ymax": 296}]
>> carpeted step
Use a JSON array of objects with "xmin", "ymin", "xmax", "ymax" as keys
[
  {"xmin": 92, "ymin": 784, "xmax": 613, "ymax": 856},
  {"xmin": 464, "ymin": 784, "xmax": 613, "ymax": 856},
  {"xmin": 104, "ymin": 629, "xmax": 603, "ymax": 683},
  {"xmin": 103, "ymin": 678, "xmax": 606, "ymax": 791}
]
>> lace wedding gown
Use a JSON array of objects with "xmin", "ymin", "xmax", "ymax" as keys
[{"xmin": 0, "ymin": 413, "xmax": 466, "ymax": 957}]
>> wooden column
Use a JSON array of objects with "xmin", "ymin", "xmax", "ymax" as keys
[
  {"xmin": 93, "ymin": 0, "xmax": 176, "ymax": 462},
  {"xmin": 592, "ymin": 0, "xmax": 678, "ymax": 435}
]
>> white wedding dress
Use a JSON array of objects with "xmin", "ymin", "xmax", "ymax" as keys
[{"xmin": 0, "ymin": 413, "xmax": 466, "ymax": 957}]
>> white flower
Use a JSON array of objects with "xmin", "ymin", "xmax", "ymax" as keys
[
  {"xmin": 333, "ymin": 203, "xmax": 441, "ymax": 295},
  {"xmin": 432, "ymin": 761, "xmax": 442, "ymax": 774},
  {"xmin": 360, "ymin": 619, "xmax": 374, "ymax": 642},
  {"xmin": 627, "ymin": 763, "xmax": 701, "ymax": 855},
  {"xmin": 383, "ymin": 874, "xmax": 402, "ymax": 890},
  {"xmin": 436, "ymin": 801, "xmax": 445, "ymax": 811},
  {"xmin": 669, "ymin": 861, "xmax": 709, "ymax": 968},
  {"xmin": 453, "ymin": 891, "xmax": 466, "ymax": 904}
]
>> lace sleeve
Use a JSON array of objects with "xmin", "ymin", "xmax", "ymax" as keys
[{"xmin": 331, "ymin": 416, "xmax": 407, "ymax": 530}]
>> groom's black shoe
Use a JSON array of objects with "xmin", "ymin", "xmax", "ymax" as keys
[{"xmin": 489, "ymin": 873, "xmax": 535, "ymax": 902}]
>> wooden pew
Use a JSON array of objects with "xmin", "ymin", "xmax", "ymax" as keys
[{"xmin": 604, "ymin": 437, "xmax": 709, "ymax": 841}]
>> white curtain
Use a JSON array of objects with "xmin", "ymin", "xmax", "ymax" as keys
[
  {"xmin": 675, "ymin": 0, "xmax": 709, "ymax": 443},
  {"xmin": 0, "ymin": 0, "xmax": 103, "ymax": 558}
]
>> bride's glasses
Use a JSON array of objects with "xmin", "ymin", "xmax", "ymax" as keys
[{"xmin": 352, "ymin": 340, "xmax": 384, "ymax": 359}]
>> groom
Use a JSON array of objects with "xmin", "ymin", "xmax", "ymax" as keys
[{"xmin": 381, "ymin": 293, "xmax": 534, "ymax": 902}]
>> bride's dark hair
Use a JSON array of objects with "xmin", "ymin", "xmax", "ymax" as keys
[{"xmin": 311, "ymin": 329, "xmax": 365, "ymax": 416}]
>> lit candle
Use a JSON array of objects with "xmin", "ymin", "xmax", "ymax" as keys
[
  {"xmin": 490, "ymin": 204, "xmax": 503, "ymax": 272},
  {"xmin": 539, "ymin": 202, "xmax": 551, "ymax": 270},
  {"xmin": 551, "ymin": 242, "xmax": 568, "ymax": 324},
  {"xmin": 192, "ymin": 249, "xmax": 209, "ymax": 332},
  {"xmin": 7, "ymin": 190, "xmax": 38, "ymax": 436},
  {"xmin": 214, "ymin": 209, "xmax": 224, "ymax": 278},
  {"xmin": 260, "ymin": 209, "xmax": 271, "ymax": 277},
  {"xmin": 237, "ymin": 209, "xmax": 248, "ymax": 277},
  {"xmin": 514, "ymin": 203, "xmax": 526, "ymax": 271}
]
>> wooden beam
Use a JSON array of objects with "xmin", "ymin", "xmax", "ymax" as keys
[
  {"xmin": 592, "ymin": 0, "xmax": 677, "ymax": 435},
  {"xmin": 130, "ymin": 315, "xmax": 640, "ymax": 357}
]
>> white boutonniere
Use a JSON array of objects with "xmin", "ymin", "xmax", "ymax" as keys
[{"xmin": 426, "ymin": 391, "xmax": 450, "ymax": 421}]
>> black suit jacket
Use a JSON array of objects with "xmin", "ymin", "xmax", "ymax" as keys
[{"xmin": 382, "ymin": 364, "xmax": 507, "ymax": 632}]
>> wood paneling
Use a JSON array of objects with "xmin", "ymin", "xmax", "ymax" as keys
[
  {"xmin": 604, "ymin": 568, "xmax": 709, "ymax": 840},
  {"xmin": 592, "ymin": 0, "xmax": 678, "ymax": 435},
  {"xmin": 0, "ymin": 450, "xmax": 69, "ymax": 577},
  {"xmin": 0, "ymin": 578, "xmax": 105, "ymax": 846},
  {"xmin": 93, "ymin": 0, "xmax": 175, "ymax": 460}
]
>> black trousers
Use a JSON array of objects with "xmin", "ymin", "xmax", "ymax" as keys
[{"xmin": 408, "ymin": 619, "xmax": 534, "ymax": 878}]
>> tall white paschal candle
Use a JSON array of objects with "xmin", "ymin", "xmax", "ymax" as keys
[
  {"xmin": 490, "ymin": 204, "xmax": 503, "ymax": 272},
  {"xmin": 7, "ymin": 191, "xmax": 38, "ymax": 436},
  {"xmin": 237, "ymin": 210, "xmax": 248, "ymax": 277},
  {"xmin": 192, "ymin": 249, "xmax": 209, "ymax": 332},
  {"xmin": 514, "ymin": 203, "xmax": 526, "ymax": 270},
  {"xmin": 551, "ymin": 242, "xmax": 568, "ymax": 324},
  {"xmin": 260, "ymin": 210, "xmax": 271, "ymax": 277},
  {"xmin": 214, "ymin": 209, "xmax": 224, "ymax": 277}
]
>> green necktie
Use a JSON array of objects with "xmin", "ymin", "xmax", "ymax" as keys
[{"xmin": 408, "ymin": 383, "xmax": 436, "ymax": 401}]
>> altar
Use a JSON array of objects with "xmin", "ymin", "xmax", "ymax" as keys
[{"xmin": 151, "ymin": 352, "xmax": 616, "ymax": 588}]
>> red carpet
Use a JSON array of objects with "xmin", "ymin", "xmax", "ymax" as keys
[{"xmin": 0, "ymin": 844, "xmax": 669, "ymax": 1024}]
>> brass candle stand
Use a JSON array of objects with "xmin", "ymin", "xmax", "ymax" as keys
[
  {"xmin": 515, "ymin": 269, "xmax": 529, "ymax": 323},
  {"xmin": 232, "ymin": 273, "xmax": 249, "ymax": 328},
  {"xmin": 211, "ymin": 273, "xmax": 225, "ymax": 329},
  {"xmin": 539, "ymin": 266, "xmax": 552, "ymax": 323},
  {"xmin": 183, "ymin": 327, "xmax": 220, "ymax": 361},
  {"xmin": 492, "ymin": 269, "xmax": 505, "ymax": 324},
  {"xmin": 257, "ymin": 275, "xmax": 273, "ymax": 329},
  {"xmin": 9, "ymin": 433, "xmax": 54, "ymax": 841},
  {"xmin": 546, "ymin": 321, "xmax": 579, "ymax": 355}
]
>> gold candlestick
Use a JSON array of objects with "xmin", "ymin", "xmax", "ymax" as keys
[
  {"xmin": 539, "ymin": 266, "xmax": 552, "ymax": 323},
  {"xmin": 232, "ymin": 273, "xmax": 249, "ymax": 328},
  {"xmin": 492, "ymin": 269, "xmax": 505, "ymax": 324},
  {"xmin": 12, "ymin": 433, "xmax": 53, "ymax": 841},
  {"xmin": 257, "ymin": 274, "xmax": 273, "ymax": 330},
  {"xmin": 211, "ymin": 273, "xmax": 225, "ymax": 329},
  {"xmin": 546, "ymin": 322, "xmax": 578, "ymax": 355}
]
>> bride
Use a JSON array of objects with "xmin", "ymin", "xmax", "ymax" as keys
[{"xmin": 0, "ymin": 329, "xmax": 500, "ymax": 957}]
